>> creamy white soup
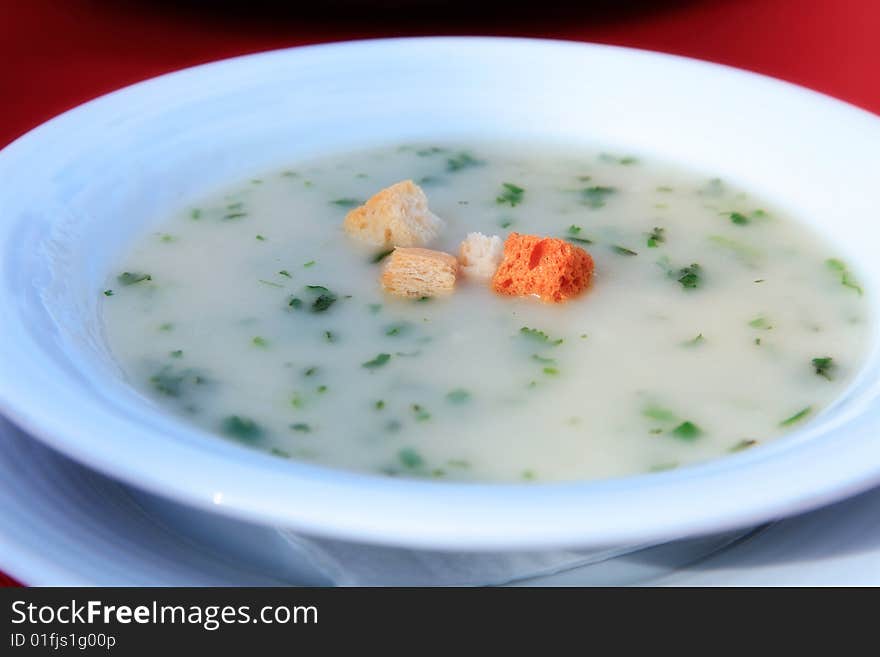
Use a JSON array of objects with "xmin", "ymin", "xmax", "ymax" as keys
[{"xmin": 102, "ymin": 143, "xmax": 871, "ymax": 482}]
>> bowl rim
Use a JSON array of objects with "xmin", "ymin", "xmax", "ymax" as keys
[{"xmin": 2, "ymin": 36, "xmax": 880, "ymax": 551}]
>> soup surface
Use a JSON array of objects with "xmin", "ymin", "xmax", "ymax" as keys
[{"xmin": 102, "ymin": 143, "xmax": 871, "ymax": 482}]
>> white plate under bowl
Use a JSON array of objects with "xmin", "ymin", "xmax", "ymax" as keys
[{"xmin": 1, "ymin": 37, "xmax": 880, "ymax": 552}]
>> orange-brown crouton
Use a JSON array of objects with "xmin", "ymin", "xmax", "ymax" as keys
[
  {"xmin": 381, "ymin": 247, "xmax": 458, "ymax": 298},
  {"xmin": 491, "ymin": 233, "xmax": 593, "ymax": 302},
  {"xmin": 343, "ymin": 180, "xmax": 444, "ymax": 248}
]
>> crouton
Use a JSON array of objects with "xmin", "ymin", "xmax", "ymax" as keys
[
  {"xmin": 458, "ymin": 232, "xmax": 504, "ymax": 280},
  {"xmin": 381, "ymin": 247, "xmax": 458, "ymax": 298},
  {"xmin": 491, "ymin": 233, "xmax": 593, "ymax": 302},
  {"xmin": 344, "ymin": 180, "xmax": 445, "ymax": 248}
]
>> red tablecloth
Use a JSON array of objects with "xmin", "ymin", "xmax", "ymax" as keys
[{"xmin": 2, "ymin": 0, "xmax": 878, "ymax": 586}]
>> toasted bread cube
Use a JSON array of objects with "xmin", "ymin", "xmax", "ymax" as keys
[
  {"xmin": 381, "ymin": 247, "xmax": 458, "ymax": 298},
  {"xmin": 491, "ymin": 233, "xmax": 593, "ymax": 303},
  {"xmin": 343, "ymin": 180, "xmax": 445, "ymax": 248},
  {"xmin": 458, "ymin": 232, "xmax": 504, "ymax": 280}
]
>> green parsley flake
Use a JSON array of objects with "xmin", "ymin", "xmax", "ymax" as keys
[
  {"xmin": 812, "ymin": 357, "xmax": 834, "ymax": 380},
  {"xmin": 221, "ymin": 416, "xmax": 263, "ymax": 443},
  {"xmin": 446, "ymin": 389, "xmax": 471, "ymax": 404},
  {"xmin": 825, "ymin": 259, "xmax": 862, "ymax": 296},
  {"xmin": 362, "ymin": 353, "xmax": 391, "ymax": 369},
  {"xmin": 496, "ymin": 182, "xmax": 525, "ymax": 207},
  {"xmin": 780, "ymin": 406, "xmax": 812, "ymax": 427},
  {"xmin": 671, "ymin": 421, "xmax": 702, "ymax": 441},
  {"xmin": 520, "ymin": 327, "xmax": 563, "ymax": 346},
  {"xmin": 647, "ymin": 227, "xmax": 665, "ymax": 248},
  {"xmin": 117, "ymin": 272, "xmax": 152, "ymax": 286},
  {"xmin": 581, "ymin": 186, "xmax": 616, "ymax": 209},
  {"xmin": 398, "ymin": 448, "xmax": 424, "ymax": 469}
]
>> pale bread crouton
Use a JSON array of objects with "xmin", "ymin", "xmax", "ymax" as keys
[
  {"xmin": 458, "ymin": 232, "xmax": 504, "ymax": 279},
  {"xmin": 381, "ymin": 247, "xmax": 458, "ymax": 298},
  {"xmin": 344, "ymin": 180, "xmax": 445, "ymax": 248}
]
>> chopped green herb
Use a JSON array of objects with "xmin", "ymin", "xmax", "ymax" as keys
[
  {"xmin": 384, "ymin": 323, "xmax": 409, "ymax": 337},
  {"xmin": 496, "ymin": 182, "xmax": 525, "ymax": 207},
  {"xmin": 278, "ymin": 270, "xmax": 292, "ymax": 278},
  {"xmin": 221, "ymin": 415, "xmax": 263, "ymax": 443},
  {"xmin": 612, "ymin": 245, "xmax": 638, "ymax": 256},
  {"xmin": 398, "ymin": 447, "xmax": 424, "ymax": 469},
  {"xmin": 416, "ymin": 296, "xmax": 431, "ymax": 303},
  {"xmin": 647, "ymin": 227, "xmax": 665, "ymax": 248},
  {"xmin": 303, "ymin": 260, "xmax": 316, "ymax": 268},
  {"xmin": 303, "ymin": 366, "xmax": 318, "ymax": 377},
  {"xmin": 148, "ymin": 366, "xmax": 204, "ymax": 397},
  {"xmin": 324, "ymin": 330, "xmax": 336, "ymax": 343},
  {"xmin": 316, "ymin": 385, "xmax": 327, "ymax": 394},
  {"xmin": 331, "ymin": 198, "xmax": 361, "ymax": 208},
  {"xmin": 565, "ymin": 225, "xmax": 593, "ymax": 244},
  {"xmin": 520, "ymin": 327, "xmax": 563, "ymax": 346},
  {"xmin": 223, "ymin": 212, "xmax": 247, "ymax": 220},
  {"xmin": 288, "ymin": 297, "xmax": 302, "ymax": 309},
  {"xmin": 255, "ymin": 234, "xmax": 266, "ymax": 241},
  {"xmin": 677, "ymin": 264, "xmax": 702, "ymax": 289},
  {"xmin": 158, "ymin": 322, "xmax": 174, "ymax": 332},
  {"xmin": 521, "ymin": 470, "xmax": 536, "ymax": 481},
  {"xmin": 226, "ymin": 201, "xmax": 244, "ymax": 211},
  {"xmin": 362, "ymin": 353, "xmax": 391, "ymax": 369},
  {"xmin": 748, "ymin": 316, "xmax": 772, "ymax": 330},
  {"xmin": 252, "ymin": 336, "xmax": 268, "ymax": 348},
  {"xmin": 580, "ymin": 186, "xmax": 616, "ymax": 209},
  {"xmin": 446, "ymin": 152, "xmax": 484, "ymax": 172},
  {"xmin": 446, "ymin": 389, "xmax": 471, "ymax": 404},
  {"xmin": 730, "ymin": 439, "xmax": 758, "ymax": 452},
  {"xmin": 672, "ymin": 421, "xmax": 702, "ymax": 441},
  {"xmin": 169, "ymin": 350, "xmax": 183, "ymax": 359},
  {"xmin": 103, "ymin": 289, "xmax": 113, "ymax": 297},
  {"xmin": 780, "ymin": 406, "xmax": 812, "ymax": 426},
  {"xmin": 258, "ymin": 279, "xmax": 283, "ymax": 288},
  {"xmin": 642, "ymin": 405, "xmax": 677, "ymax": 422},
  {"xmin": 306, "ymin": 285, "xmax": 330, "ymax": 293},
  {"xmin": 543, "ymin": 367, "xmax": 559, "ymax": 375},
  {"xmin": 531, "ymin": 354, "xmax": 556, "ymax": 364},
  {"xmin": 290, "ymin": 423, "xmax": 311, "ymax": 433},
  {"xmin": 411, "ymin": 404, "xmax": 431, "ymax": 421},
  {"xmin": 683, "ymin": 334, "xmax": 705, "ymax": 347},
  {"xmin": 825, "ymin": 259, "xmax": 863, "ymax": 296},
  {"xmin": 190, "ymin": 208, "xmax": 202, "ymax": 220},
  {"xmin": 371, "ymin": 249, "xmax": 394, "ymax": 264},
  {"xmin": 374, "ymin": 400, "xmax": 385, "ymax": 410},
  {"xmin": 499, "ymin": 218, "xmax": 514, "ymax": 229},
  {"xmin": 117, "ymin": 272, "xmax": 152, "ymax": 286},
  {"xmin": 312, "ymin": 294, "xmax": 337, "ymax": 312},
  {"xmin": 812, "ymin": 357, "xmax": 835, "ymax": 380},
  {"xmin": 290, "ymin": 392, "xmax": 305, "ymax": 409},
  {"xmin": 728, "ymin": 211, "xmax": 750, "ymax": 225},
  {"xmin": 159, "ymin": 233, "xmax": 175, "ymax": 243},
  {"xmin": 271, "ymin": 447, "xmax": 291, "ymax": 458}
]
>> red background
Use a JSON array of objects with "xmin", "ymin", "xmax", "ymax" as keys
[{"xmin": 1, "ymin": 0, "xmax": 878, "ymax": 585}]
